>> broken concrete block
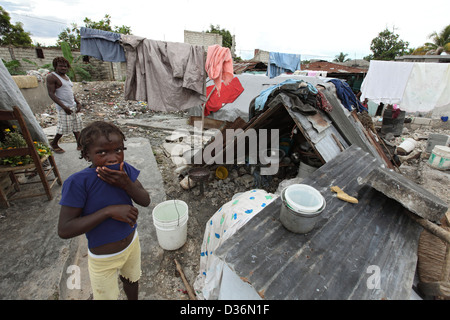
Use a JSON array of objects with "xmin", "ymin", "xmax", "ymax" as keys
[
  {"xmin": 359, "ymin": 167, "xmax": 448, "ymax": 222},
  {"xmin": 240, "ymin": 174, "xmax": 255, "ymax": 188},
  {"xmin": 412, "ymin": 117, "xmax": 432, "ymax": 126}
]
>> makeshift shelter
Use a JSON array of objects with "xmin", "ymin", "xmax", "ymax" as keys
[
  {"xmin": 194, "ymin": 75, "xmax": 393, "ymax": 173},
  {"xmin": 189, "ymin": 73, "xmax": 329, "ymax": 122}
]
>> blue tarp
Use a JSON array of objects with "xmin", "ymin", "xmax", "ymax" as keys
[{"xmin": 80, "ymin": 27, "xmax": 126, "ymax": 62}]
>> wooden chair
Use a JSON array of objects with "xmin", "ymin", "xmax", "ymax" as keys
[{"xmin": 0, "ymin": 106, "xmax": 62, "ymax": 207}]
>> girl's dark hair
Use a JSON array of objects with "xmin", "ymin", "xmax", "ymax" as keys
[
  {"xmin": 79, "ymin": 121, "xmax": 126, "ymax": 160},
  {"xmin": 52, "ymin": 57, "xmax": 71, "ymax": 69}
]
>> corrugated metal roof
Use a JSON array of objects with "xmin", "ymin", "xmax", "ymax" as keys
[
  {"xmin": 301, "ymin": 61, "xmax": 367, "ymax": 74},
  {"xmin": 233, "ymin": 61, "xmax": 267, "ymax": 74},
  {"xmin": 215, "ymin": 145, "xmax": 422, "ymax": 300}
]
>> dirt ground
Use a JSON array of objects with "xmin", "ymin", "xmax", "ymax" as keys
[{"xmin": 33, "ymin": 80, "xmax": 450, "ymax": 300}]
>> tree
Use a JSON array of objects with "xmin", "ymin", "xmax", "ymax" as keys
[
  {"xmin": 57, "ymin": 14, "xmax": 132, "ymax": 49},
  {"xmin": 413, "ymin": 24, "xmax": 450, "ymax": 55},
  {"xmin": 0, "ymin": 6, "xmax": 33, "ymax": 46},
  {"xmin": 364, "ymin": 28, "xmax": 409, "ymax": 61},
  {"xmin": 334, "ymin": 52, "xmax": 350, "ymax": 62},
  {"xmin": 206, "ymin": 24, "xmax": 233, "ymax": 49},
  {"xmin": 57, "ymin": 23, "xmax": 81, "ymax": 49}
]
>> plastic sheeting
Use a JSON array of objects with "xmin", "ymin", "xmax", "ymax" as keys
[
  {"xmin": 189, "ymin": 73, "xmax": 328, "ymax": 122},
  {"xmin": 361, "ymin": 60, "xmax": 450, "ymax": 116},
  {"xmin": 0, "ymin": 60, "xmax": 48, "ymax": 143},
  {"xmin": 360, "ymin": 60, "xmax": 414, "ymax": 105},
  {"xmin": 193, "ymin": 189, "xmax": 278, "ymax": 300},
  {"xmin": 401, "ymin": 63, "xmax": 450, "ymax": 114}
]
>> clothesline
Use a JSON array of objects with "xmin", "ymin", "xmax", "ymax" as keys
[
  {"xmin": 80, "ymin": 27, "xmax": 370, "ymax": 118},
  {"xmin": 80, "ymin": 27, "xmax": 235, "ymax": 115}
]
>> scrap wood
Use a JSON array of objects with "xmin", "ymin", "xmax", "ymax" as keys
[
  {"xmin": 405, "ymin": 210, "xmax": 450, "ymax": 245},
  {"xmin": 350, "ymin": 111, "xmax": 394, "ymax": 170},
  {"xmin": 331, "ymin": 133, "xmax": 345, "ymax": 152},
  {"xmin": 174, "ymin": 259, "xmax": 197, "ymax": 300},
  {"xmin": 416, "ymin": 211, "xmax": 450, "ymax": 298}
]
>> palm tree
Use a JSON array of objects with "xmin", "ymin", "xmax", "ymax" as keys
[
  {"xmin": 414, "ymin": 24, "xmax": 450, "ymax": 55},
  {"xmin": 333, "ymin": 52, "xmax": 350, "ymax": 62}
]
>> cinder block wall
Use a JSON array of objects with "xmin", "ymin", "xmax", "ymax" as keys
[
  {"xmin": 184, "ymin": 30, "xmax": 222, "ymax": 50},
  {"xmin": 253, "ymin": 49, "xmax": 269, "ymax": 63},
  {"xmin": 0, "ymin": 46, "xmax": 117, "ymax": 81}
]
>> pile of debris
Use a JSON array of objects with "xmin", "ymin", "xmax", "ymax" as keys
[{"xmin": 32, "ymin": 80, "xmax": 450, "ymax": 300}]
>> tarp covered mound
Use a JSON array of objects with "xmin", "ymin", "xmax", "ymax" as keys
[
  {"xmin": 0, "ymin": 60, "xmax": 48, "ymax": 143},
  {"xmin": 189, "ymin": 73, "xmax": 329, "ymax": 122}
]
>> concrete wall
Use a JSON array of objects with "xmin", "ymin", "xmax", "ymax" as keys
[
  {"xmin": 18, "ymin": 81, "xmax": 54, "ymax": 114},
  {"xmin": 0, "ymin": 46, "xmax": 120, "ymax": 82},
  {"xmin": 253, "ymin": 49, "xmax": 270, "ymax": 63},
  {"xmin": 184, "ymin": 30, "xmax": 222, "ymax": 50}
]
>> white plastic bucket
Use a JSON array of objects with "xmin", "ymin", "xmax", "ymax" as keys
[
  {"xmin": 284, "ymin": 184, "xmax": 324, "ymax": 213},
  {"xmin": 280, "ymin": 184, "xmax": 326, "ymax": 234},
  {"xmin": 397, "ymin": 138, "xmax": 417, "ymax": 155},
  {"xmin": 427, "ymin": 145, "xmax": 450, "ymax": 171},
  {"xmin": 152, "ymin": 200, "xmax": 188, "ymax": 250}
]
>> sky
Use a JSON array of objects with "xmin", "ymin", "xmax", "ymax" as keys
[{"xmin": 2, "ymin": 0, "xmax": 450, "ymax": 61}]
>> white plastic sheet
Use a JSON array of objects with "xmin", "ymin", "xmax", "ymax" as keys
[
  {"xmin": 360, "ymin": 60, "xmax": 414, "ymax": 104},
  {"xmin": 361, "ymin": 60, "xmax": 450, "ymax": 116},
  {"xmin": 401, "ymin": 63, "xmax": 450, "ymax": 113}
]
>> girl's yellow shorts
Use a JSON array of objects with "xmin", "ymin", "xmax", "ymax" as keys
[{"xmin": 88, "ymin": 232, "xmax": 141, "ymax": 300}]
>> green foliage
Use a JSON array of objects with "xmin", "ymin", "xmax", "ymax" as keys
[
  {"xmin": 334, "ymin": 52, "xmax": 350, "ymax": 62},
  {"xmin": 206, "ymin": 24, "xmax": 233, "ymax": 49},
  {"xmin": 60, "ymin": 41, "xmax": 92, "ymax": 82},
  {"xmin": 365, "ymin": 28, "xmax": 410, "ymax": 61},
  {"xmin": 414, "ymin": 24, "xmax": 450, "ymax": 55},
  {"xmin": 1, "ymin": 59, "xmax": 26, "ymax": 75},
  {"xmin": 57, "ymin": 14, "xmax": 132, "ymax": 49},
  {"xmin": 0, "ymin": 6, "xmax": 32, "ymax": 46},
  {"xmin": 57, "ymin": 23, "xmax": 80, "ymax": 49},
  {"xmin": 22, "ymin": 58, "xmax": 52, "ymax": 70}
]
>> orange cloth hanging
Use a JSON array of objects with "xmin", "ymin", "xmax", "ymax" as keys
[{"xmin": 205, "ymin": 45, "xmax": 234, "ymax": 95}]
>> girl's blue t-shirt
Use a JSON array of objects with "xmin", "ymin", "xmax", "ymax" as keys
[{"xmin": 59, "ymin": 162, "xmax": 140, "ymax": 249}]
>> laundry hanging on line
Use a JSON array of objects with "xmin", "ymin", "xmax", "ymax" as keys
[
  {"xmin": 121, "ymin": 35, "xmax": 206, "ymax": 112},
  {"xmin": 266, "ymin": 52, "xmax": 301, "ymax": 79},
  {"xmin": 205, "ymin": 45, "xmax": 234, "ymax": 95},
  {"xmin": 79, "ymin": 28, "xmax": 239, "ymax": 113},
  {"xmin": 360, "ymin": 60, "xmax": 414, "ymax": 105},
  {"xmin": 80, "ymin": 27, "xmax": 126, "ymax": 62}
]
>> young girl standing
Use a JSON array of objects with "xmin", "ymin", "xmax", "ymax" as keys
[{"xmin": 58, "ymin": 121, "xmax": 150, "ymax": 300}]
